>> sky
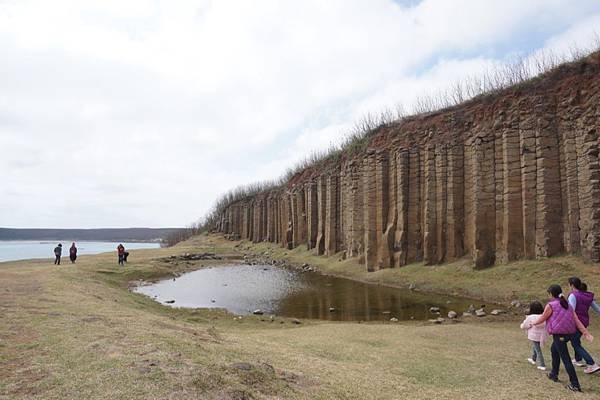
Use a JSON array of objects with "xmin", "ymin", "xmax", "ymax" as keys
[{"xmin": 1, "ymin": 0, "xmax": 600, "ymax": 229}]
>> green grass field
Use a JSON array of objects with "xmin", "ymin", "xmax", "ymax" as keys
[{"xmin": 1, "ymin": 234, "xmax": 600, "ymax": 399}]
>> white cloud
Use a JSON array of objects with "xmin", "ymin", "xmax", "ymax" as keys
[{"xmin": 1, "ymin": 0, "xmax": 599, "ymax": 227}]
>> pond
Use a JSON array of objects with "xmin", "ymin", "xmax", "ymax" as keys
[{"xmin": 134, "ymin": 264, "xmax": 477, "ymax": 321}]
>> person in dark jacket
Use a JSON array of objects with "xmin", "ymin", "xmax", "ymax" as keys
[
  {"xmin": 568, "ymin": 277, "xmax": 600, "ymax": 374},
  {"xmin": 117, "ymin": 244, "xmax": 125, "ymax": 266},
  {"xmin": 53, "ymin": 243, "xmax": 62, "ymax": 265},
  {"xmin": 69, "ymin": 242, "xmax": 77, "ymax": 264}
]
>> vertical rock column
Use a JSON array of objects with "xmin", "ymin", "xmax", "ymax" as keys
[
  {"xmin": 501, "ymin": 112, "xmax": 524, "ymax": 261},
  {"xmin": 407, "ymin": 148, "xmax": 422, "ymax": 262},
  {"xmin": 435, "ymin": 144, "xmax": 448, "ymax": 263},
  {"xmin": 381, "ymin": 151, "xmax": 396, "ymax": 268},
  {"xmin": 363, "ymin": 152, "xmax": 378, "ymax": 271},
  {"xmin": 325, "ymin": 172, "xmax": 340, "ymax": 256},
  {"xmin": 315, "ymin": 175, "xmax": 326, "ymax": 255},
  {"xmin": 520, "ymin": 102, "xmax": 537, "ymax": 259},
  {"xmin": 394, "ymin": 149, "xmax": 409, "ymax": 266},
  {"xmin": 296, "ymin": 188, "xmax": 307, "ymax": 247},
  {"xmin": 423, "ymin": 146, "xmax": 437, "ymax": 265},
  {"xmin": 290, "ymin": 191, "xmax": 299, "ymax": 247},
  {"xmin": 376, "ymin": 151, "xmax": 393, "ymax": 268},
  {"xmin": 472, "ymin": 132, "xmax": 496, "ymax": 268},
  {"xmin": 446, "ymin": 143, "xmax": 464, "ymax": 260},
  {"xmin": 342, "ymin": 160, "xmax": 364, "ymax": 258},
  {"xmin": 306, "ymin": 181, "xmax": 318, "ymax": 249},
  {"xmin": 558, "ymin": 103, "xmax": 581, "ymax": 254},
  {"xmin": 535, "ymin": 100, "xmax": 564, "ymax": 257}
]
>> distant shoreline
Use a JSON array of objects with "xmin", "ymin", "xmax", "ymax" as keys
[
  {"xmin": 0, "ymin": 239, "xmax": 163, "ymax": 243},
  {"xmin": 0, "ymin": 227, "xmax": 181, "ymax": 243}
]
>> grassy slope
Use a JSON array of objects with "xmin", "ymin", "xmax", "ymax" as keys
[
  {"xmin": 243, "ymin": 238, "xmax": 600, "ymax": 305},
  {"xmin": 0, "ymin": 234, "xmax": 599, "ymax": 399}
]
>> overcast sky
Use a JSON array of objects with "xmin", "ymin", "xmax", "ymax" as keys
[{"xmin": 1, "ymin": 0, "xmax": 599, "ymax": 228}]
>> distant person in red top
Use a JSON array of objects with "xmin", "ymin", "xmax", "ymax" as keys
[
  {"xmin": 117, "ymin": 244, "xmax": 125, "ymax": 266},
  {"xmin": 69, "ymin": 242, "xmax": 77, "ymax": 264}
]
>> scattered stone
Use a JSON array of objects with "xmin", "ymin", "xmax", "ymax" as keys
[
  {"xmin": 390, "ymin": 317, "xmax": 399, "ymax": 322},
  {"xmin": 475, "ymin": 308, "xmax": 486, "ymax": 317},
  {"xmin": 231, "ymin": 362, "xmax": 253, "ymax": 371},
  {"xmin": 429, "ymin": 318, "xmax": 444, "ymax": 324},
  {"xmin": 329, "ymin": 307, "xmax": 336, "ymax": 312},
  {"xmin": 490, "ymin": 309, "xmax": 505, "ymax": 315},
  {"xmin": 462, "ymin": 312, "xmax": 473, "ymax": 317},
  {"xmin": 253, "ymin": 309, "xmax": 264, "ymax": 315},
  {"xmin": 429, "ymin": 306, "xmax": 440, "ymax": 313},
  {"xmin": 467, "ymin": 304, "xmax": 476, "ymax": 314},
  {"xmin": 408, "ymin": 283, "xmax": 416, "ymax": 290},
  {"xmin": 447, "ymin": 311, "xmax": 458, "ymax": 319},
  {"xmin": 211, "ymin": 299, "xmax": 216, "ymax": 303},
  {"xmin": 510, "ymin": 300, "xmax": 522, "ymax": 308},
  {"xmin": 381, "ymin": 311, "xmax": 391, "ymax": 315},
  {"xmin": 165, "ymin": 300, "xmax": 175, "ymax": 304},
  {"xmin": 291, "ymin": 318, "xmax": 302, "ymax": 324}
]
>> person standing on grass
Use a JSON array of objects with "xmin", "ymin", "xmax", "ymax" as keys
[
  {"xmin": 53, "ymin": 243, "xmax": 62, "ymax": 265},
  {"xmin": 520, "ymin": 301, "xmax": 547, "ymax": 371},
  {"xmin": 568, "ymin": 277, "xmax": 600, "ymax": 374},
  {"xmin": 117, "ymin": 243, "xmax": 125, "ymax": 266},
  {"xmin": 69, "ymin": 242, "xmax": 77, "ymax": 264},
  {"xmin": 530, "ymin": 284, "xmax": 593, "ymax": 392}
]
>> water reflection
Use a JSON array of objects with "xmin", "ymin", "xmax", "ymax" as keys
[{"xmin": 134, "ymin": 264, "xmax": 475, "ymax": 321}]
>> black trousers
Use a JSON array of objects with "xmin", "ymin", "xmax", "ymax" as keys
[
  {"xmin": 550, "ymin": 334, "xmax": 580, "ymax": 388},
  {"xmin": 54, "ymin": 255, "xmax": 60, "ymax": 265},
  {"xmin": 118, "ymin": 254, "xmax": 124, "ymax": 265}
]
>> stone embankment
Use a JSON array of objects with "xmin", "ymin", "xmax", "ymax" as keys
[{"xmin": 216, "ymin": 52, "xmax": 600, "ymax": 270}]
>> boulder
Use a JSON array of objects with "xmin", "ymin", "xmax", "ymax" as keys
[
  {"xmin": 253, "ymin": 309, "xmax": 264, "ymax": 315},
  {"xmin": 475, "ymin": 308, "xmax": 486, "ymax": 317},
  {"xmin": 429, "ymin": 306, "xmax": 440, "ymax": 313},
  {"xmin": 447, "ymin": 311, "xmax": 458, "ymax": 319},
  {"xmin": 390, "ymin": 317, "xmax": 399, "ymax": 322},
  {"xmin": 490, "ymin": 309, "xmax": 505, "ymax": 315}
]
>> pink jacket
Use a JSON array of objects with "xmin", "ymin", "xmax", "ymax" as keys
[{"xmin": 520, "ymin": 314, "xmax": 548, "ymax": 343}]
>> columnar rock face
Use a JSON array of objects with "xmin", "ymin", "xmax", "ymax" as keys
[{"xmin": 217, "ymin": 53, "xmax": 600, "ymax": 270}]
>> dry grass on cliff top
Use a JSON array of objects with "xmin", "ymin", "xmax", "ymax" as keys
[{"xmin": 2, "ymin": 234, "xmax": 600, "ymax": 400}]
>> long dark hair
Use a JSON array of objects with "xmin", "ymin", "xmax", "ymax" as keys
[
  {"xmin": 568, "ymin": 277, "xmax": 582, "ymax": 290},
  {"xmin": 548, "ymin": 284, "xmax": 569, "ymax": 309},
  {"xmin": 528, "ymin": 301, "xmax": 544, "ymax": 315}
]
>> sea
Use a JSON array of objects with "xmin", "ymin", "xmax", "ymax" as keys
[{"xmin": 0, "ymin": 241, "xmax": 160, "ymax": 263}]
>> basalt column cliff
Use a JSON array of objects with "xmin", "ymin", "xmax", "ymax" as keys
[{"xmin": 216, "ymin": 53, "xmax": 600, "ymax": 270}]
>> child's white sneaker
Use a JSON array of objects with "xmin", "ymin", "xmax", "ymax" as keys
[
  {"xmin": 572, "ymin": 358, "xmax": 585, "ymax": 367},
  {"xmin": 584, "ymin": 364, "xmax": 600, "ymax": 374},
  {"xmin": 537, "ymin": 366, "xmax": 546, "ymax": 371},
  {"xmin": 527, "ymin": 358, "xmax": 536, "ymax": 365}
]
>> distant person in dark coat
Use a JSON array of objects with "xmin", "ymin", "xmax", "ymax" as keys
[
  {"xmin": 53, "ymin": 243, "xmax": 62, "ymax": 265},
  {"xmin": 117, "ymin": 244, "xmax": 125, "ymax": 266},
  {"xmin": 123, "ymin": 251, "xmax": 129, "ymax": 263},
  {"xmin": 69, "ymin": 242, "xmax": 77, "ymax": 263}
]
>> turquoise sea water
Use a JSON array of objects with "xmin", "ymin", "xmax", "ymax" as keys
[{"xmin": 0, "ymin": 241, "xmax": 160, "ymax": 263}]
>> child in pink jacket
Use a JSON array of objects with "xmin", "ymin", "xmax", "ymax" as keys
[{"xmin": 520, "ymin": 301, "xmax": 548, "ymax": 370}]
